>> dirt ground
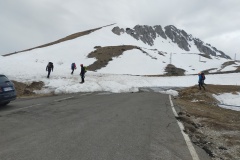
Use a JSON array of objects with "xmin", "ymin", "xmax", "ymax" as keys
[
  {"xmin": 174, "ymin": 85, "xmax": 240, "ymax": 160},
  {"xmin": 87, "ymin": 45, "xmax": 138, "ymax": 71},
  {"xmin": 12, "ymin": 81, "xmax": 52, "ymax": 98},
  {"xmin": 11, "ymin": 80, "xmax": 240, "ymax": 159}
]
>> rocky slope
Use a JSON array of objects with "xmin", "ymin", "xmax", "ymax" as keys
[{"xmin": 112, "ymin": 25, "xmax": 231, "ymax": 59}]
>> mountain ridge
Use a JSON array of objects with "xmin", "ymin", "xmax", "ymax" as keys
[
  {"xmin": 1, "ymin": 23, "xmax": 238, "ymax": 76},
  {"xmin": 3, "ymin": 24, "xmax": 230, "ymax": 60},
  {"xmin": 3, "ymin": 23, "xmax": 116, "ymax": 57},
  {"xmin": 112, "ymin": 25, "xmax": 231, "ymax": 59}
]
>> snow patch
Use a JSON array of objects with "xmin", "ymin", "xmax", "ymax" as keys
[
  {"xmin": 159, "ymin": 89, "xmax": 178, "ymax": 96},
  {"xmin": 213, "ymin": 92, "xmax": 240, "ymax": 111}
]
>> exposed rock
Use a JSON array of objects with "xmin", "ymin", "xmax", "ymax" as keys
[
  {"xmin": 193, "ymin": 38, "xmax": 231, "ymax": 59},
  {"xmin": 124, "ymin": 25, "xmax": 168, "ymax": 45},
  {"xmin": 112, "ymin": 24, "xmax": 231, "ymax": 60},
  {"xmin": 199, "ymin": 54, "xmax": 212, "ymax": 59},
  {"xmin": 194, "ymin": 38, "xmax": 216, "ymax": 56},
  {"xmin": 125, "ymin": 25, "xmax": 167, "ymax": 46},
  {"xmin": 202, "ymin": 146, "xmax": 214, "ymax": 157},
  {"xmin": 112, "ymin": 27, "xmax": 125, "ymax": 35},
  {"xmin": 135, "ymin": 25, "xmax": 157, "ymax": 45},
  {"xmin": 125, "ymin": 28, "xmax": 134, "ymax": 35},
  {"xmin": 164, "ymin": 64, "xmax": 185, "ymax": 76},
  {"xmin": 153, "ymin": 25, "xmax": 167, "ymax": 39},
  {"xmin": 218, "ymin": 146, "xmax": 228, "ymax": 150},
  {"xmin": 218, "ymin": 50, "xmax": 231, "ymax": 59},
  {"xmin": 125, "ymin": 25, "xmax": 157, "ymax": 46},
  {"xmin": 164, "ymin": 25, "xmax": 190, "ymax": 51}
]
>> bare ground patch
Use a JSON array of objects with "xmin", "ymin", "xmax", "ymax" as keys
[
  {"xmin": 221, "ymin": 61, "xmax": 236, "ymax": 70},
  {"xmin": 12, "ymin": 81, "xmax": 51, "ymax": 98},
  {"xmin": 174, "ymin": 85, "xmax": 240, "ymax": 160},
  {"xmin": 164, "ymin": 64, "xmax": 185, "ymax": 76},
  {"xmin": 86, "ymin": 45, "xmax": 169, "ymax": 73},
  {"xmin": 86, "ymin": 45, "xmax": 138, "ymax": 71}
]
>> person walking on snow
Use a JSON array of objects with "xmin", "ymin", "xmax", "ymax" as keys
[
  {"xmin": 71, "ymin": 63, "xmax": 77, "ymax": 74},
  {"xmin": 80, "ymin": 64, "xmax": 86, "ymax": 83},
  {"xmin": 198, "ymin": 72, "xmax": 205, "ymax": 90},
  {"xmin": 46, "ymin": 62, "xmax": 54, "ymax": 78}
]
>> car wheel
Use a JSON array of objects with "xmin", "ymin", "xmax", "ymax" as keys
[{"xmin": 1, "ymin": 101, "xmax": 10, "ymax": 106}]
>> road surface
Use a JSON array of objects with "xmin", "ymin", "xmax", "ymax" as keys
[{"xmin": 0, "ymin": 91, "xmax": 210, "ymax": 160}]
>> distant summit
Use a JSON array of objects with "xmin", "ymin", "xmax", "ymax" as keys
[{"xmin": 112, "ymin": 25, "xmax": 230, "ymax": 59}]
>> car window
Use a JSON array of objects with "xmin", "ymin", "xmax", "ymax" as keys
[{"xmin": 0, "ymin": 75, "xmax": 9, "ymax": 83}]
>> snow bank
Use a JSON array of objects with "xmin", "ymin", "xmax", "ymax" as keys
[{"xmin": 213, "ymin": 92, "xmax": 240, "ymax": 111}]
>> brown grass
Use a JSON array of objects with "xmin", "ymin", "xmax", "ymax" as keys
[
  {"xmin": 164, "ymin": 64, "xmax": 185, "ymax": 76},
  {"xmin": 175, "ymin": 85, "xmax": 240, "ymax": 159},
  {"xmin": 12, "ymin": 81, "xmax": 48, "ymax": 97},
  {"xmin": 86, "ymin": 45, "xmax": 138, "ymax": 71}
]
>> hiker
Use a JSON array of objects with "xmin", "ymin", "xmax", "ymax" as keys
[
  {"xmin": 198, "ymin": 72, "xmax": 205, "ymax": 90},
  {"xmin": 201, "ymin": 72, "xmax": 206, "ymax": 85},
  {"xmin": 71, "ymin": 63, "xmax": 77, "ymax": 74},
  {"xmin": 80, "ymin": 64, "xmax": 86, "ymax": 83},
  {"xmin": 46, "ymin": 62, "xmax": 54, "ymax": 78}
]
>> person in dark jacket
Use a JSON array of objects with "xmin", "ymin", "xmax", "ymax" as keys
[
  {"xmin": 80, "ymin": 64, "xmax": 86, "ymax": 83},
  {"xmin": 46, "ymin": 62, "xmax": 54, "ymax": 78},
  {"xmin": 71, "ymin": 63, "xmax": 76, "ymax": 74},
  {"xmin": 198, "ymin": 72, "xmax": 205, "ymax": 90}
]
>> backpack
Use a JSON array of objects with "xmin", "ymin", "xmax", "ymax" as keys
[
  {"xmin": 202, "ymin": 73, "xmax": 205, "ymax": 80},
  {"xmin": 84, "ymin": 66, "xmax": 87, "ymax": 73},
  {"xmin": 71, "ymin": 63, "xmax": 76, "ymax": 69},
  {"xmin": 48, "ymin": 62, "xmax": 53, "ymax": 68}
]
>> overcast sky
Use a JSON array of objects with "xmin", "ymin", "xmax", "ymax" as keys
[{"xmin": 0, "ymin": 0, "xmax": 239, "ymax": 59}]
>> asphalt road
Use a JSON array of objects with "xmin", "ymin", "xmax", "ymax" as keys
[{"xmin": 0, "ymin": 91, "xmax": 210, "ymax": 160}]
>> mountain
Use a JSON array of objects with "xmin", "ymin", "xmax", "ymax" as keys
[
  {"xmin": 113, "ymin": 25, "xmax": 230, "ymax": 59},
  {"xmin": 1, "ymin": 24, "xmax": 239, "ymax": 76}
]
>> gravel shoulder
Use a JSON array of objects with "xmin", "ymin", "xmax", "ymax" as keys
[{"xmin": 174, "ymin": 85, "xmax": 240, "ymax": 160}]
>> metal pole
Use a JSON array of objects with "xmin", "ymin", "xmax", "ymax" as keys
[{"xmin": 170, "ymin": 53, "xmax": 172, "ymax": 64}]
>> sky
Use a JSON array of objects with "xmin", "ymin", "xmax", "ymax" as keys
[{"xmin": 0, "ymin": 0, "xmax": 240, "ymax": 59}]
